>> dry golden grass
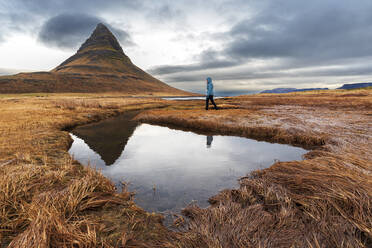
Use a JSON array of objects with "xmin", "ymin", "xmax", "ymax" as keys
[
  {"xmin": 0, "ymin": 89, "xmax": 371, "ymax": 247},
  {"xmin": 0, "ymin": 94, "xmax": 177, "ymax": 247},
  {"xmin": 136, "ymin": 89, "xmax": 372, "ymax": 247}
]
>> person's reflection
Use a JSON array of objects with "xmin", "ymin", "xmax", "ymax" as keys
[{"xmin": 206, "ymin": 135, "xmax": 213, "ymax": 148}]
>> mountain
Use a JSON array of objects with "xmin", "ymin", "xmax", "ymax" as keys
[
  {"xmin": 0, "ymin": 23, "xmax": 190, "ymax": 95},
  {"xmin": 337, "ymin": 82, "xmax": 372, "ymax": 90},
  {"xmin": 261, "ymin": 87, "xmax": 329, "ymax": 94}
]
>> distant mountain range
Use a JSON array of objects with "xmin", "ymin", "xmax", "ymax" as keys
[
  {"xmin": 261, "ymin": 87, "xmax": 329, "ymax": 94},
  {"xmin": 261, "ymin": 82, "xmax": 372, "ymax": 94},
  {"xmin": 337, "ymin": 82, "xmax": 372, "ymax": 89},
  {"xmin": 0, "ymin": 23, "xmax": 189, "ymax": 95}
]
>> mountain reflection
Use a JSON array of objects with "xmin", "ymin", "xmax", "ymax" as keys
[
  {"xmin": 69, "ymin": 122, "xmax": 307, "ymax": 214},
  {"xmin": 71, "ymin": 111, "xmax": 139, "ymax": 165}
]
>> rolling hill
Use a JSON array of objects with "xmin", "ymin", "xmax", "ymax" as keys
[
  {"xmin": 261, "ymin": 87, "xmax": 329, "ymax": 94},
  {"xmin": 337, "ymin": 82, "xmax": 372, "ymax": 90}
]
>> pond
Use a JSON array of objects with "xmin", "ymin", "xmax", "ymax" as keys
[{"xmin": 68, "ymin": 112, "xmax": 307, "ymax": 215}]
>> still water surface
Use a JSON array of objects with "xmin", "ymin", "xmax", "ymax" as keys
[{"xmin": 68, "ymin": 114, "xmax": 307, "ymax": 214}]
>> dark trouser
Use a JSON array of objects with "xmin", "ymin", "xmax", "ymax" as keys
[{"xmin": 206, "ymin": 95, "xmax": 218, "ymax": 110}]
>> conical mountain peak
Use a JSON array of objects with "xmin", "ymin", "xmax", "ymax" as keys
[
  {"xmin": 53, "ymin": 23, "xmax": 132, "ymax": 73},
  {"xmin": 0, "ymin": 23, "xmax": 190, "ymax": 95},
  {"xmin": 77, "ymin": 23, "xmax": 124, "ymax": 54},
  {"xmin": 96, "ymin": 23, "xmax": 110, "ymax": 31}
]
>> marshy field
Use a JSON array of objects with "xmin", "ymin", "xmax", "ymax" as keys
[{"xmin": 0, "ymin": 89, "xmax": 371, "ymax": 247}]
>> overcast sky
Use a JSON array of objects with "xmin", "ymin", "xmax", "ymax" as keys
[{"xmin": 1, "ymin": 0, "xmax": 372, "ymax": 94}]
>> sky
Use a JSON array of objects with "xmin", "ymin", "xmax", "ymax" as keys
[{"xmin": 1, "ymin": 0, "xmax": 372, "ymax": 95}]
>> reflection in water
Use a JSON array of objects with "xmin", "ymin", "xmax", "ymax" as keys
[
  {"xmin": 69, "ymin": 120, "xmax": 307, "ymax": 215},
  {"xmin": 71, "ymin": 111, "xmax": 139, "ymax": 165},
  {"xmin": 206, "ymin": 136, "xmax": 213, "ymax": 148}
]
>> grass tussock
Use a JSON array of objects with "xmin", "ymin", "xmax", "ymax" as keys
[
  {"xmin": 179, "ymin": 159, "xmax": 371, "ymax": 247},
  {"xmin": 0, "ymin": 157, "xmax": 173, "ymax": 247},
  {"xmin": 54, "ymin": 99, "xmax": 107, "ymax": 109},
  {"xmin": 53, "ymin": 98, "xmax": 166, "ymax": 110}
]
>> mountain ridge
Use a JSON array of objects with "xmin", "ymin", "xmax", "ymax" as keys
[
  {"xmin": 337, "ymin": 82, "xmax": 372, "ymax": 90},
  {"xmin": 261, "ymin": 87, "xmax": 329, "ymax": 94},
  {"xmin": 261, "ymin": 82, "xmax": 372, "ymax": 94}
]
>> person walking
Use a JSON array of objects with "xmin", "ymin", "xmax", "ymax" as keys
[{"xmin": 206, "ymin": 77, "xmax": 218, "ymax": 110}]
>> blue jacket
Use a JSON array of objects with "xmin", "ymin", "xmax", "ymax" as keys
[{"xmin": 206, "ymin": 77, "xmax": 214, "ymax": 96}]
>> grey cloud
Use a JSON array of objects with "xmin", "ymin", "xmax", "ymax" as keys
[
  {"xmin": 151, "ymin": 0, "xmax": 372, "ymax": 84},
  {"xmin": 0, "ymin": 0, "xmax": 180, "ymax": 45},
  {"xmin": 150, "ymin": 59, "xmax": 236, "ymax": 75},
  {"xmin": 150, "ymin": 65, "xmax": 195, "ymax": 75},
  {"xmin": 226, "ymin": 2, "xmax": 372, "ymax": 61},
  {"xmin": 2, "ymin": 0, "xmax": 177, "ymax": 27},
  {"xmin": 0, "ymin": 11, "xmax": 37, "ymax": 42},
  {"xmin": 159, "ymin": 70, "xmax": 279, "ymax": 83},
  {"xmin": 3, "ymin": 0, "xmax": 142, "ymax": 16},
  {"xmin": 38, "ymin": 13, "xmax": 134, "ymax": 49},
  {"xmin": 150, "ymin": 48, "xmax": 239, "ymax": 74},
  {"xmin": 2, "ymin": 0, "xmax": 372, "ymax": 92},
  {"xmin": 149, "ymin": 4, "xmax": 183, "ymax": 22},
  {"xmin": 38, "ymin": 14, "xmax": 100, "ymax": 49},
  {"xmin": 158, "ymin": 5, "xmax": 179, "ymax": 19},
  {"xmin": 0, "ymin": 0, "xmax": 145, "ymax": 45},
  {"xmin": 157, "ymin": 57, "xmax": 372, "ymax": 84}
]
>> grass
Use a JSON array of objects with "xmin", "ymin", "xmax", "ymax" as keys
[
  {"xmin": 137, "ymin": 88, "xmax": 372, "ymax": 247},
  {"xmin": 136, "ymin": 108, "xmax": 326, "ymax": 149},
  {"xmin": 0, "ymin": 94, "xmax": 177, "ymax": 247},
  {"xmin": 0, "ymin": 89, "xmax": 371, "ymax": 247}
]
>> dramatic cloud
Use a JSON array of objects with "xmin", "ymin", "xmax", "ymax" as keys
[
  {"xmin": 1, "ymin": 0, "xmax": 372, "ymax": 93},
  {"xmin": 2, "ymin": 0, "xmax": 142, "ymax": 16},
  {"xmin": 225, "ymin": 2, "xmax": 372, "ymax": 61},
  {"xmin": 38, "ymin": 13, "xmax": 134, "ymax": 49},
  {"xmin": 150, "ymin": 0, "xmax": 372, "ymax": 93},
  {"xmin": 0, "ymin": 11, "xmax": 37, "ymax": 41},
  {"xmin": 0, "ymin": 0, "xmax": 143, "ymax": 45}
]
